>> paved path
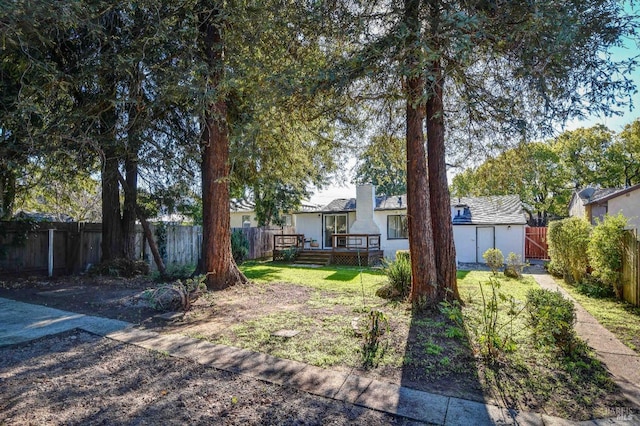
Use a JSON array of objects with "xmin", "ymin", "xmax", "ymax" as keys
[
  {"xmin": 0, "ymin": 296, "xmax": 636, "ymax": 425},
  {"xmin": 532, "ymin": 274, "xmax": 640, "ymax": 411}
]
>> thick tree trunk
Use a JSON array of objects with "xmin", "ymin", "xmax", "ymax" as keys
[
  {"xmin": 101, "ymin": 146, "xmax": 124, "ymax": 261},
  {"xmin": 122, "ymin": 155, "xmax": 138, "ymax": 259},
  {"xmin": 404, "ymin": 0, "xmax": 438, "ymax": 308},
  {"xmin": 199, "ymin": 3, "xmax": 247, "ymax": 290},
  {"xmin": 0, "ymin": 167, "xmax": 16, "ymax": 220},
  {"xmin": 426, "ymin": 60, "xmax": 460, "ymax": 302}
]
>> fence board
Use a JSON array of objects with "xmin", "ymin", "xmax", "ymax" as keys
[
  {"xmin": 1, "ymin": 221, "xmax": 292, "ymax": 276},
  {"xmin": 621, "ymin": 230, "xmax": 640, "ymax": 307}
]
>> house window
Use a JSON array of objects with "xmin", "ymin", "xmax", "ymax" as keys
[
  {"xmin": 387, "ymin": 215, "xmax": 408, "ymax": 239},
  {"xmin": 241, "ymin": 215, "xmax": 251, "ymax": 228},
  {"xmin": 280, "ymin": 214, "xmax": 292, "ymax": 226}
]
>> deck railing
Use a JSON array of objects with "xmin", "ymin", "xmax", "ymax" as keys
[
  {"xmin": 273, "ymin": 234, "xmax": 305, "ymax": 251},
  {"xmin": 331, "ymin": 234, "xmax": 381, "ymax": 251}
]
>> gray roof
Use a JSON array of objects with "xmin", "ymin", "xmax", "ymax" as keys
[
  {"xmin": 576, "ymin": 187, "xmax": 620, "ymax": 205},
  {"xmin": 581, "ymin": 183, "xmax": 640, "ymax": 205},
  {"xmin": 308, "ymin": 193, "xmax": 526, "ymax": 225},
  {"xmin": 450, "ymin": 195, "xmax": 527, "ymax": 225},
  {"xmin": 231, "ymin": 199, "xmax": 320, "ymax": 213}
]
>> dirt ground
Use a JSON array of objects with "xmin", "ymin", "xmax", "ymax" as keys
[
  {"xmin": 0, "ymin": 275, "xmax": 631, "ymax": 423},
  {"xmin": 0, "ymin": 330, "xmax": 422, "ymax": 425},
  {"xmin": 0, "ymin": 276, "xmax": 431, "ymax": 425}
]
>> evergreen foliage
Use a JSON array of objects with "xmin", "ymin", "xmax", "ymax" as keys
[
  {"xmin": 548, "ymin": 217, "xmax": 591, "ymax": 284},
  {"xmin": 587, "ymin": 214, "xmax": 628, "ymax": 297}
]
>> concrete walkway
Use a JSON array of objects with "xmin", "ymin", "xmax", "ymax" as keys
[
  {"xmin": 533, "ymin": 274, "xmax": 640, "ymax": 410},
  {"xmin": 0, "ymin": 296, "xmax": 636, "ymax": 425}
]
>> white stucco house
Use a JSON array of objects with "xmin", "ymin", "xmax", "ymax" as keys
[
  {"xmin": 293, "ymin": 184, "xmax": 527, "ymax": 263},
  {"xmin": 568, "ymin": 184, "xmax": 640, "ymax": 229}
]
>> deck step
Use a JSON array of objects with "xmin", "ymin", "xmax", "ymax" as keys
[{"xmin": 294, "ymin": 251, "xmax": 332, "ymax": 265}]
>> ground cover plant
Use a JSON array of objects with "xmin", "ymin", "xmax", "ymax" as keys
[{"xmin": 552, "ymin": 277, "xmax": 640, "ymax": 354}]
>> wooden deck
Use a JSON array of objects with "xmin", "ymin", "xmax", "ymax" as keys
[{"xmin": 273, "ymin": 234, "xmax": 383, "ymax": 266}]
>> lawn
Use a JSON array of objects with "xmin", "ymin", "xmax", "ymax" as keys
[
  {"xmin": 551, "ymin": 277, "xmax": 640, "ymax": 353},
  {"xmin": 174, "ymin": 262, "xmax": 629, "ymax": 420}
]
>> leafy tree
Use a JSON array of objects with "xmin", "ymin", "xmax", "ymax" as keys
[
  {"xmin": 608, "ymin": 118, "xmax": 640, "ymax": 187},
  {"xmin": 353, "ymin": 135, "xmax": 407, "ymax": 196},
  {"xmin": 554, "ymin": 125, "xmax": 617, "ymax": 189},
  {"xmin": 14, "ymin": 164, "xmax": 101, "ymax": 222},
  {"xmin": 451, "ymin": 142, "xmax": 571, "ymax": 224}
]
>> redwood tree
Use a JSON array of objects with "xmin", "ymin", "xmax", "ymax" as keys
[{"xmin": 198, "ymin": 2, "xmax": 247, "ymax": 290}]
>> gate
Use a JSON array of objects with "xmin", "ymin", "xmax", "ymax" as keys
[{"xmin": 525, "ymin": 226, "xmax": 549, "ymax": 260}]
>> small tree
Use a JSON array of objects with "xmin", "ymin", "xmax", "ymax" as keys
[
  {"xmin": 587, "ymin": 214, "xmax": 628, "ymax": 297},
  {"xmin": 483, "ymin": 248, "xmax": 504, "ymax": 275},
  {"xmin": 548, "ymin": 217, "xmax": 591, "ymax": 284}
]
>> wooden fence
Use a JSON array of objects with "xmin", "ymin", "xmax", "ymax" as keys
[
  {"xmin": 233, "ymin": 226, "xmax": 296, "ymax": 260},
  {"xmin": 621, "ymin": 230, "xmax": 640, "ymax": 307},
  {"xmin": 0, "ymin": 222, "xmax": 294, "ymax": 276},
  {"xmin": 525, "ymin": 226, "xmax": 549, "ymax": 260}
]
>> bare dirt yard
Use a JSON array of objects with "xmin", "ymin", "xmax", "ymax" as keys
[{"xmin": 0, "ymin": 276, "xmax": 429, "ymax": 425}]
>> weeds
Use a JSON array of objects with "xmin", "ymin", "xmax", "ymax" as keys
[{"xmin": 361, "ymin": 309, "xmax": 390, "ymax": 367}]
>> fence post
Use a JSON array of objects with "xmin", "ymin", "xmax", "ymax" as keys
[{"xmin": 48, "ymin": 229, "xmax": 54, "ymax": 277}]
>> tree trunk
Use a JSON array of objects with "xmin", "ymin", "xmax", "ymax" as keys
[
  {"xmin": 0, "ymin": 167, "xmax": 16, "ymax": 220},
  {"xmin": 426, "ymin": 59, "xmax": 460, "ymax": 302},
  {"xmin": 404, "ymin": 0, "xmax": 438, "ymax": 308},
  {"xmin": 199, "ymin": 2, "xmax": 247, "ymax": 290},
  {"xmin": 101, "ymin": 146, "xmax": 124, "ymax": 261},
  {"xmin": 122, "ymin": 154, "xmax": 138, "ymax": 259}
]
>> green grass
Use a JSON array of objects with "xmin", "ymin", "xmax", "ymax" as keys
[
  {"xmin": 240, "ymin": 261, "xmax": 386, "ymax": 293},
  {"xmin": 552, "ymin": 277, "xmax": 640, "ymax": 353},
  {"xmin": 191, "ymin": 264, "xmax": 624, "ymax": 419}
]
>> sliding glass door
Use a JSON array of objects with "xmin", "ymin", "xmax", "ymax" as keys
[{"xmin": 324, "ymin": 214, "xmax": 347, "ymax": 248}]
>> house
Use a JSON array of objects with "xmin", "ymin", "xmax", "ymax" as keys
[
  {"xmin": 568, "ymin": 184, "xmax": 640, "ymax": 229},
  {"xmin": 229, "ymin": 199, "xmax": 318, "ymax": 228},
  {"xmin": 293, "ymin": 184, "xmax": 527, "ymax": 263}
]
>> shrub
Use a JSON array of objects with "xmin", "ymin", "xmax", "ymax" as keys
[
  {"xmin": 468, "ymin": 277, "xmax": 522, "ymax": 361},
  {"xmin": 90, "ymin": 258, "xmax": 150, "ymax": 277},
  {"xmin": 231, "ymin": 229, "xmax": 249, "ymax": 264},
  {"xmin": 395, "ymin": 250, "xmax": 411, "ymax": 262},
  {"xmin": 281, "ymin": 246, "xmax": 298, "ymax": 262},
  {"xmin": 576, "ymin": 275, "xmax": 615, "ymax": 299},
  {"xmin": 143, "ymin": 276, "xmax": 206, "ymax": 312},
  {"xmin": 587, "ymin": 214, "xmax": 627, "ymax": 298},
  {"xmin": 504, "ymin": 252, "xmax": 525, "ymax": 279},
  {"xmin": 382, "ymin": 255, "xmax": 412, "ymax": 299},
  {"xmin": 482, "ymin": 248, "xmax": 504, "ymax": 275},
  {"xmin": 526, "ymin": 289, "xmax": 576, "ymax": 355},
  {"xmin": 548, "ymin": 217, "xmax": 591, "ymax": 284}
]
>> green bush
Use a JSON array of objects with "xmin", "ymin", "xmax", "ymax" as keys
[
  {"xmin": 482, "ymin": 248, "xmax": 504, "ymax": 275},
  {"xmin": 587, "ymin": 214, "xmax": 627, "ymax": 298},
  {"xmin": 526, "ymin": 289, "xmax": 576, "ymax": 355},
  {"xmin": 382, "ymin": 254, "xmax": 412, "ymax": 299},
  {"xmin": 576, "ymin": 275, "xmax": 615, "ymax": 299},
  {"xmin": 281, "ymin": 246, "xmax": 298, "ymax": 262},
  {"xmin": 395, "ymin": 250, "xmax": 410, "ymax": 262},
  {"xmin": 504, "ymin": 252, "xmax": 525, "ymax": 279},
  {"xmin": 548, "ymin": 217, "xmax": 591, "ymax": 284},
  {"xmin": 231, "ymin": 229, "xmax": 249, "ymax": 264}
]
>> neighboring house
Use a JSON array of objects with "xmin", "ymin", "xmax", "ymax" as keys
[
  {"xmin": 294, "ymin": 184, "xmax": 527, "ymax": 263},
  {"xmin": 229, "ymin": 199, "xmax": 318, "ymax": 228},
  {"xmin": 568, "ymin": 184, "xmax": 640, "ymax": 229}
]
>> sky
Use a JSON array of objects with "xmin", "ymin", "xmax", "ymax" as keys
[{"xmin": 308, "ymin": 17, "xmax": 640, "ymax": 206}]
